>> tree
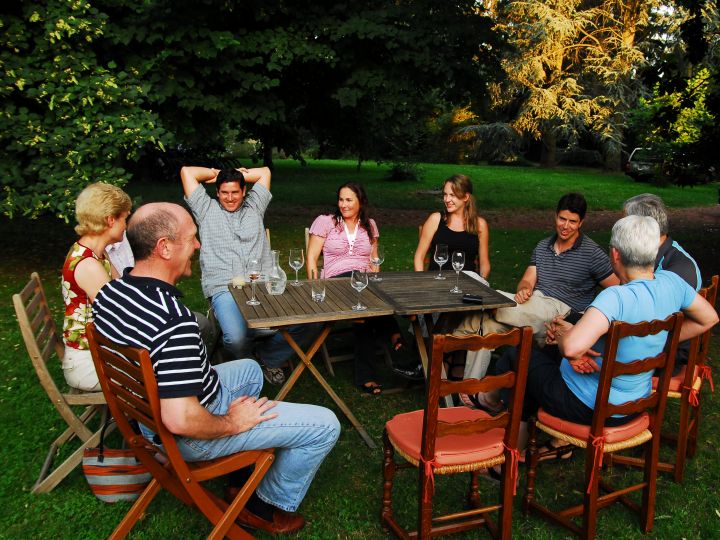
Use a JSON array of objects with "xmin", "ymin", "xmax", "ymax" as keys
[
  {"xmin": 0, "ymin": 1, "xmax": 167, "ymax": 220},
  {"xmin": 491, "ymin": 0, "xmax": 653, "ymax": 168}
]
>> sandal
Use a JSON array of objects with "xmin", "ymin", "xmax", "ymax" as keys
[
  {"xmin": 360, "ymin": 382, "xmax": 383, "ymax": 396},
  {"xmin": 390, "ymin": 333, "xmax": 406, "ymax": 352},
  {"xmin": 459, "ymin": 392, "xmax": 504, "ymax": 414},
  {"xmin": 536, "ymin": 439, "xmax": 573, "ymax": 462}
]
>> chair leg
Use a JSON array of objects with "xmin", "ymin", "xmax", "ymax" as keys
[
  {"xmin": 109, "ymin": 479, "xmax": 162, "ymax": 540},
  {"xmin": 674, "ymin": 398, "xmax": 692, "ymax": 483},
  {"xmin": 687, "ymin": 403, "xmax": 701, "ymax": 458},
  {"xmin": 381, "ymin": 430, "xmax": 397, "ymax": 529},
  {"xmin": 581, "ymin": 445, "xmax": 600, "ymax": 540},
  {"xmin": 467, "ymin": 470, "xmax": 481, "ymax": 508},
  {"xmin": 321, "ymin": 343, "xmax": 335, "ymax": 377},
  {"xmin": 522, "ymin": 418, "xmax": 539, "ymax": 514},
  {"xmin": 418, "ymin": 465, "xmax": 434, "ymax": 538},
  {"xmin": 499, "ymin": 463, "xmax": 514, "ymax": 540},
  {"xmin": 641, "ymin": 438, "xmax": 660, "ymax": 533}
]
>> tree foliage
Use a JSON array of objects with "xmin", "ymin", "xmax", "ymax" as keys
[
  {"xmin": 491, "ymin": 0, "xmax": 653, "ymax": 167},
  {"xmin": 0, "ymin": 1, "xmax": 167, "ymax": 220}
]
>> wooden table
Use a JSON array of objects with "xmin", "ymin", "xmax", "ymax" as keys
[
  {"xmin": 368, "ymin": 271, "xmax": 516, "ymax": 406},
  {"xmin": 231, "ymin": 278, "xmax": 394, "ymax": 448}
]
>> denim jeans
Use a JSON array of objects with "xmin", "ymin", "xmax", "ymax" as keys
[
  {"xmin": 211, "ymin": 290, "xmax": 314, "ymax": 367},
  {"xmin": 144, "ymin": 360, "xmax": 340, "ymax": 512}
]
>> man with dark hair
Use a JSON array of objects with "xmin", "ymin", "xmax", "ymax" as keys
[
  {"xmin": 446, "ymin": 193, "xmax": 619, "ymax": 391},
  {"xmin": 93, "ymin": 203, "xmax": 339, "ymax": 535},
  {"xmin": 181, "ymin": 165, "xmax": 306, "ymax": 385}
]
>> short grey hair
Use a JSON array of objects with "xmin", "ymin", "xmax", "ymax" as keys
[
  {"xmin": 623, "ymin": 193, "xmax": 668, "ymax": 235},
  {"xmin": 610, "ymin": 215, "xmax": 660, "ymax": 269},
  {"xmin": 127, "ymin": 206, "xmax": 179, "ymax": 261}
]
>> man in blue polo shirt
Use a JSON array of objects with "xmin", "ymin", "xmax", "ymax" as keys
[{"xmin": 456, "ymin": 193, "xmax": 619, "ymax": 347}]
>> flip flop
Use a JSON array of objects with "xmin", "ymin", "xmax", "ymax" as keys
[
  {"xmin": 360, "ymin": 382, "xmax": 383, "ymax": 396},
  {"xmin": 458, "ymin": 392, "xmax": 504, "ymax": 414}
]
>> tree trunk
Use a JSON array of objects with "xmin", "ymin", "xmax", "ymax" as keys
[
  {"xmin": 261, "ymin": 137, "xmax": 274, "ymax": 169},
  {"xmin": 540, "ymin": 130, "xmax": 557, "ymax": 167}
]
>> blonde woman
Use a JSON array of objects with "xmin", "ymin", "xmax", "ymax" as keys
[{"xmin": 61, "ymin": 182, "xmax": 131, "ymax": 390}]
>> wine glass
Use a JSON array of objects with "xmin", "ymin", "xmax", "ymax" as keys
[
  {"xmin": 369, "ymin": 244, "xmax": 385, "ymax": 282},
  {"xmin": 246, "ymin": 259, "xmax": 262, "ymax": 305},
  {"xmin": 434, "ymin": 244, "xmax": 448, "ymax": 280},
  {"xmin": 450, "ymin": 251, "xmax": 465, "ymax": 294},
  {"xmin": 288, "ymin": 248, "xmax": 304, "ymax": 287},
  {"xmin": 350, "ymin": 270, "xmax": 369, "ymax": 311}
]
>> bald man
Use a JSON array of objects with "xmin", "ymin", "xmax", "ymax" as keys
[{"xmin": 92, "ymin": 203, "xmax": 339, "ymax": 535}]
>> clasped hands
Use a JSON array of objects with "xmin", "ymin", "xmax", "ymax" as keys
[{"xmin": 544, "ymin": 315, "xmax": 600, "ymax": 374}]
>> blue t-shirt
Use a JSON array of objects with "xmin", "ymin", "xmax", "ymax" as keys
[{"xmin": 561, "ymin": 270, "xmax": 696, "ymax": 410}]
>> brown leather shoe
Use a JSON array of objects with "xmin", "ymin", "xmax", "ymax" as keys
[{"xmin": 236, "ymin": 507, "xmax": 306, "ymax": 535}]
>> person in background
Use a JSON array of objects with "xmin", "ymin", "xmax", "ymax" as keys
[
  {"xmin": 181, "ymin": 165, "xmax": 308, "ymax": 385},
  {"xmin": 307, "ymin": 182, "xmax": 405, "ymax": 395},
  {"xmin": 61, "ymin": 182, "xmax": 131, "ymax": 390},
  {"xmin": 403, "ymin": 174, "xmax": 492, "ymax": 381}
]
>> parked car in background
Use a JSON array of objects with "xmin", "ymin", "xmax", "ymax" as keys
[{"xmin": 625, "ymin": 147, "xmax": 717, "ymax": 186}]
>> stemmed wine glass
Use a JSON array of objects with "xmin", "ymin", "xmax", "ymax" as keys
[
  {"xmin": 434, "ymin": 244, "xmax": 448, "ymax": 280},
  {"xmin": 369, "ymin": 244, "xmax": 385, "ymax": 282},
  {"xmin": 350, "ymin": 270, "xmax": 369, "ymax": 311},
  {"xmin": 288, "ymin": 248, "xmax": 304, "ymax": 286},
  {"xmin": 450, "ymin": 251, "xmax": 465, "ymax": 294},
  {"xmin": 246, "ymin": 259, "xmax": 262, "ymax": 305}
]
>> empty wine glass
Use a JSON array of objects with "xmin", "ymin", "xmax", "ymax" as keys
[
  {"xmin": 434, "ymin": 244, "xmax": 448, "ymax": 280},
  {"xmin": 288, "ymin": 248, "xmax": 304, "ymax": 286},
  {"xmin": 350, "ymin": 270, "xmax": 369, "ymax": 311},
  {"xmin": 246, "ymin": 259, "xmax": 262, "ymax": 305},
  {"xmin": 450, "ymin": 251, "xmax": 465, "ymax": 294},
  {"xmin": 369, "ymin": 244, "xmax": 385, "ymax": 282}
]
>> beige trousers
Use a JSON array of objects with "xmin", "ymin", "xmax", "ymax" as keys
[{"xmin": 454, "ymin": 290, "xmax": 572, "ymax": 351}]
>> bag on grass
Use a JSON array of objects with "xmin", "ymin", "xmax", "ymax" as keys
[{"xmin": 82, "ymin": 418, "xmax": 151, "ymax": 503}]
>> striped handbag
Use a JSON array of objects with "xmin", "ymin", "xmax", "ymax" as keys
[{"xmin": 82, "ymin": 420, "xmax": 151, "ymax": 503}]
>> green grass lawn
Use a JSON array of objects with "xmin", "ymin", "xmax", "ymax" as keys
[{"xmin": 1, "ymin": 160, "xmax": 718, "ymax": 538}]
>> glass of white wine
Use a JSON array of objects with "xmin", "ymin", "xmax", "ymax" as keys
[
  {"xmin": 288, "ymin": 248, "xmax": 304, "ymax": 286},
  {"xmin": 450, "ymin": 251, "xmax": 465, "ymax": 294},
  {"xmin": 369, "ymin": 244, "xmax": 385, "ymax": 282},
  {"xmin": 350, "ymin": 270, "xmax": 368, "ymax": 311},
  {"xmin": 246, "ymin": 259, "xmax": 262, "ymax": 306},
  {"xmin": 434, "ymin": 244, "xmax": 448, "ymax": 280}
]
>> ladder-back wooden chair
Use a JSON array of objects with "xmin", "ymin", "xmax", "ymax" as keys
[
  {"xmin": 13, "ymin": 272, "xmax": 107, "ymax": 493},
  {"xmin": 610, "ymin": 274, "xmax": 718, "ymax": 482},
  {"xmin": 523, "ymin": 312, "xmax": 683, "ymax": 538},
  {"xmin": 87, "ymin": 323, "xmax": 275, "ymax": 539},
  {"xmin": 382, "ymin": 327, "xmax": 533, "ymax": 539}
]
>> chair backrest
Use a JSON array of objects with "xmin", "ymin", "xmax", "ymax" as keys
[
  {"xmin": 697, "ymin": 275, "xmax": 718, "ymax": 366},
  {"xmin": 13, "ymin": 272, "xmax": 72, "ymax": 406},
  {"xmin": 590, "ymin": 312, "xmax": 683, "ymax": 436},
  {"xmin": 421, "ymin": 328, "xmax": 534, "ymax": 461},
  {"xmin": 86, "ymin": 322, "xmax": 194, "ymax": 491}
]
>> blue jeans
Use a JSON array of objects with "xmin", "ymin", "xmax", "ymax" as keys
[
  {"xmin": 146, "ymin": 360, "xmax": 340, "ymax": 512},
  {"xmin": 211, "ymin": 290, "xmax": 314, "ymax": 367}
]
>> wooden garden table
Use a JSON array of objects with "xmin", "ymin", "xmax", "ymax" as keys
[
  {"xmin": 231, "ymin": 278, "xmax": 393, "ymax": 448},
  {"xmin": 367, "ymin": 271, "xmax": 516, "ymax": 406}
]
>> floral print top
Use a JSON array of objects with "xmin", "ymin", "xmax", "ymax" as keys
[{"xmin": 62, "ymin": 242, "xmax": 111, "ymax": 350}]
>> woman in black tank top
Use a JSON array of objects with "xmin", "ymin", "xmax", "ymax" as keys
[{"xmin": 413, "ymin": 174, "xmax": 491, "ymax": 279}]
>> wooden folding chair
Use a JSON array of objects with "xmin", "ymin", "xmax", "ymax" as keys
[
  {"xmin": 610, "ymin": 275, "xmax": 718, "ymax": 482},
  {"xmin": 12, "ymin": 272, "xmax": 107, "ymax": 493},
  {"xmin": 87, "ymin": 323, "xmax": 275, "ymax": 539},
  {"xmin": 523, "ymin": 312, "xmax": 683, "ymax": 538},
  {"xmin": 304, "ymin": 226, "xmax": 391, "ymax": 376},
  {"xmin": 381, "ymin": 327, "xmax": 533, "ymax": 539}
]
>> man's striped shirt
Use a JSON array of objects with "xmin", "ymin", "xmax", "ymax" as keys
[
  {"xmin": 93, "ymin": 273, "xmax": 220, "ymax": 405},
  {"xmin": 530, "ymin": 233, "xmax": 614, "ymax": 312}
]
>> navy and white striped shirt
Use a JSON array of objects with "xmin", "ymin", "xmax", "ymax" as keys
[
  {"xmin": 93, "ymin": 273, "xmax": 220, "ymax": 405},
  {"xmin": 530, "ymin": 233, "xmax": 614, "ymax": 312}
]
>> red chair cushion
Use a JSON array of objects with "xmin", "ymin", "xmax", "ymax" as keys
[
  {"xmin": 537, "ymin": 409, "xmax": 650, "ymax": 444},
  {"xmin": 385, "ymin": 407, "xmax": 504, "ymax": 467},
  {"xmin": 651, "ymin": 365, "xmax": 698, "ymax": 393}
]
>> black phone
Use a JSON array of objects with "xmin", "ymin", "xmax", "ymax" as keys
[{"xmin": 461, "ymin": 293, "xmax": 484, "ymax": 305}]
